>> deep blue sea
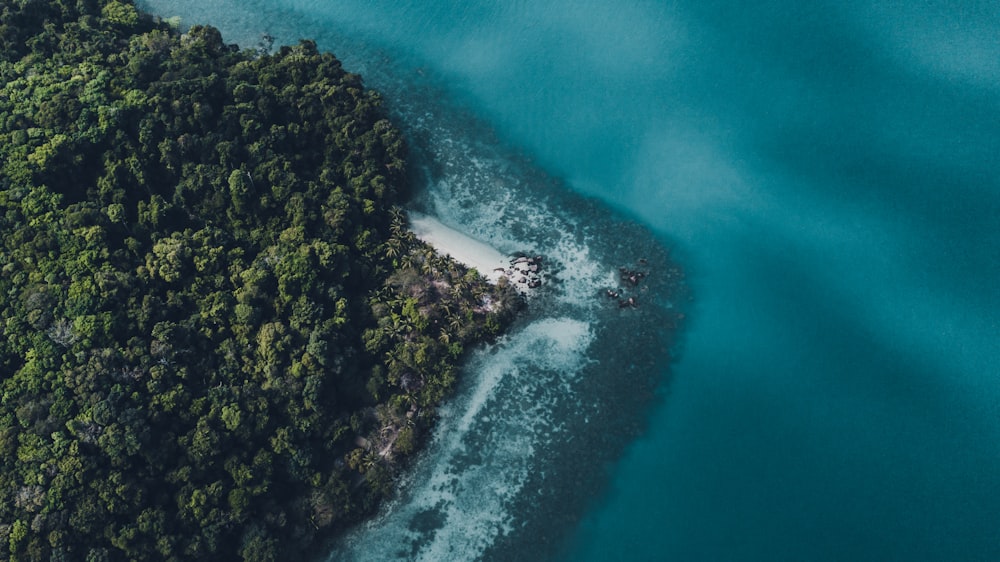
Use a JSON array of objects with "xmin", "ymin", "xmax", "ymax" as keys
[{"xmin": 141, "ymin": 1, "xmax": 1000, "ymax": 559}]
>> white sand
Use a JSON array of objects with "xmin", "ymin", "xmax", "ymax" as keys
[{"xmin": 408, "ymin": 213, "xmax": 509, "ymax": 283}]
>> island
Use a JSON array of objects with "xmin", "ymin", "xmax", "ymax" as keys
[{"xmin": 0, "ymin": 2, "xmax": 520, "ymax": 560}]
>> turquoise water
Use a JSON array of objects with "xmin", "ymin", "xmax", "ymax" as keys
[{"xmin": 139, "ymin": 1, "xmax": 1000, "ymax": 559}]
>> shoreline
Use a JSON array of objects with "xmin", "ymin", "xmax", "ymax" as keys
[{"xmin": 408, "ymin": 212, "xmax": 510, "ymax": 283}]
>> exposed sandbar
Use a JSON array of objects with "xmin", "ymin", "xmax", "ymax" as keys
[{"xmin": 408, "ymin": 213, "xmax": 508, "ymax": 283}]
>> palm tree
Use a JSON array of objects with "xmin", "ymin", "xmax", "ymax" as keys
[
  {"xmin": 361, "ymin": 451, "xmax": 380, "ymax": 473},
  {"xmin": 439, "ymin": 302, "xmax": 454, "ymax": 319},
  {"xmin": 390, "ymin": 314, "xmax": 414, "ymax": 340},
  {"xmin": 384, "ymin": 237, "xmax": 401, "ymax": 259},
  {"xmin": 389, "ymin": 207, "xmax": 405, "ymax": 237},
  {"xmin": 448, "ymin": 313, "xmax": 463, "ymax": 332},
  {"xmin": 450, "ymin": 275, "xmax": 469, "ymax": 300},
  {"xmin": 400, "ymin": 252, "xmax": 416, "ymax": 270},
  {"xmin": 419, "ymin": 252, "xmax": 434, "ymax": 275}
]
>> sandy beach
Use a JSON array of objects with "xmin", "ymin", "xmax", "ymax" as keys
[{"xmin": 408, "ymin": 213, "xmax": 509, "ymax": 283}]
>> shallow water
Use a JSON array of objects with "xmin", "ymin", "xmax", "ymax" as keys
[{"xmin": 139, "ymin": 1, "xmax": 1000, "ymax": 559}]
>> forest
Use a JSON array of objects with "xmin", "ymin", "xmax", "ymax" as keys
[{"xmin": 0, "ymin": 1, "xmax": 520, "ymax": 560}]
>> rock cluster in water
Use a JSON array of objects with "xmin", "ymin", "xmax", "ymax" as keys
[
  {"xmin": 495, "ymin": 254, "xmax": 544, "ymax": 294},
  {"xmin": 605, "ymin": 259, "xmax": 651, "ymax": 308}
]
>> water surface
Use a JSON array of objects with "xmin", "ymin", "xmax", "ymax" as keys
[{"xmin": 139, "ymin": 1, "xmax": 1000, "ymax": 559}]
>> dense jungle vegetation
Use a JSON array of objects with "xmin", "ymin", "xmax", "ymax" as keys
[{"xmin": 0, "ymin": 1, "xmax": 520, "ymax": 560}]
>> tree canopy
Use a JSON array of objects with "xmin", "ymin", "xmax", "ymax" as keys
[{"xmin": 0, "ymin": 2, "xmax": 519, "ymax": 560}]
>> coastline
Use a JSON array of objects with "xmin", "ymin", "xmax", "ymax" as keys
[{"xmin": 90, "ymin": 3, "xmax": 687, "ymax": 560}]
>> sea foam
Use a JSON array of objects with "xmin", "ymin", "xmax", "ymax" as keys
[{"xmin": 328, "ymin": 318, "xmax": 594, "ymax": 561}]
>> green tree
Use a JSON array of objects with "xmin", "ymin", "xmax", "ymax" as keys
[{"xmin": 0, "ymin": 2, "xmax": 520, "ymax": 560}]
